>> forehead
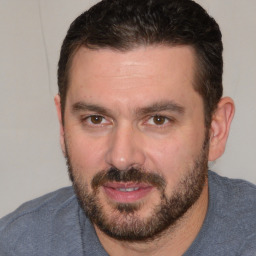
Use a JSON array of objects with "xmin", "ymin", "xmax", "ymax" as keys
[
  {"xmin": 70, "ymin": 45, "xmax": 196, "ymax": 79},
  {"xmin": 67, "ymin": 45, "xmax": 201, "ymax": 111}
]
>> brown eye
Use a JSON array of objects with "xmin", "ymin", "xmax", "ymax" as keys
[
  {"xmin": 90, "ymin": 115, "xmax": 103, "ymax": 124},
  {"xmin": 153, "ymin": 115, "xmax": 167, "ymax": 125}
]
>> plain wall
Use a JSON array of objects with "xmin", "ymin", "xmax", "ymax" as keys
[{"xmin": 0, "ymin": 0, "xmax": 255, "ymax": 218}]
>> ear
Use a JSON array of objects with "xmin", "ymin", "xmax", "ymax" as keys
[
  {"xmin": 208, "ymin": 97, "xmax": 235, "ymax": 161},
  {"xmin": 54, "ymin": 94, "xmax": 66, "ymax": 156}
]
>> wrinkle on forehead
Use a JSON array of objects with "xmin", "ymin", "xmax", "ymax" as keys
[
  {"xmin": 111, "ymin": 63, "xmax": 149, "ymax": 79},
  {"xmin": 68, "ymin": 45, "xmax": 199, "ymax": 108},
  {"xmin": 70, "ymin": 45, "xmax": 196, "ymax": 80}
]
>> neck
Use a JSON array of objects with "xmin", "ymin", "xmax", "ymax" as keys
[{"xmin": 95, "ymin": 180, "xmax": 209, "ymax": 256}]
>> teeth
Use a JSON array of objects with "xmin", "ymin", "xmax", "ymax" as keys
[{"xmin": 117, "ymin": 187, "xmax": 139, "ymax": 192}]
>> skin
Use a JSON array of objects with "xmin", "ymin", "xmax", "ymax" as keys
[{"xmin": 55, "ymin": 45, "xmax": 234, "ymax": 255}]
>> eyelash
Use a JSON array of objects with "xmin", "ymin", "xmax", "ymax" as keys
[
  {"xmin": 81, "ymin": 114, "xmax": 174, "ymax": 128},
  {"xmin": 146, "ymin": 115, "xmax": 174, "ymax": 127},
  {"xmin": 82, "ymin": 115, "xmax": 110, "ymax": 126}
]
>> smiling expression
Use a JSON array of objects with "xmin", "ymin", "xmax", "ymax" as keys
[{"xmin": 57, "ymin": 45, "xmax": 209, "ymax": 241}]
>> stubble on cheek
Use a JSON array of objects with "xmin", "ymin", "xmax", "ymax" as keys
[
  {"xmin": 70, "ymin": 166, "xmax": 167, "ymax": 215},
  {"xmin": 64, "ymin": 129, "xmax": 209, "ymax": 242}
]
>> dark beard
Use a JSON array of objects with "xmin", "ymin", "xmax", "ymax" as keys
[{"xmin": 65, "ymin": 137, "xmax": 209, "ymax": 242}]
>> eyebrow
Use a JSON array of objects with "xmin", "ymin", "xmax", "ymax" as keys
[
  {"xmin": 72, "ymin": 100, "xmax": 185, "ymax": 116},
  {"xmin": 136, "ymin": 101, "xmax": 185, "ymax": 116},
  {"xmin": 72, "ymin": 102, "xmax": 112, "ymax": 116}
]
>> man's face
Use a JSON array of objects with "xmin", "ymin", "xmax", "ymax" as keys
[{"xmin": 60, "ymin": 45, "xmax": 209, "ymax": 241}]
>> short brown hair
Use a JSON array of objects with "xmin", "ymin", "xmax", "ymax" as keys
[{"xmin": 58, "ymin": 0, "xmax": 223, "ymax": 127}]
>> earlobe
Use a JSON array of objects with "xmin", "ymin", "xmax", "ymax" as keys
[
  {"xmin": 54, "ymin": 94, "xmax": 66, "ymax": 156},
  {"xmin": 208, "ymin": 97, "xmax": 235, "ymax": 161}
]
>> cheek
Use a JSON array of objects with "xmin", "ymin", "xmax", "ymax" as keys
[
  {"xmin": 65, "ymin": 129, "xmax": 108, "ymax": 178},
  {"xmin": 144, "ymin": 129, "xmax": 205, "ymax": 189},
  {"xmin": 146, "ymin": 138, "xmax": 187, "ymax": 183}
]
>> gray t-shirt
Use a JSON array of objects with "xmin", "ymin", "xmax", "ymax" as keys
[{"xmin": 0, "ymin": 171, "xmax": 255, "ymax": 255}]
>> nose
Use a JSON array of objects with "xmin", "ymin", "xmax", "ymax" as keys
[{"xmin": 105, "ymin": 123, "xmax": 146, "ymax": 171}]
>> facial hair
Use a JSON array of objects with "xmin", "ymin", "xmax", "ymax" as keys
[{"xmin": 65, "ymin": 136, "xmax": 209, "ymax": 242}]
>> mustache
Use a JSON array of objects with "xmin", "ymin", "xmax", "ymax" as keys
[{"xmin": 91, "ymin": 167, "xmax": 166, "ymax": 191}]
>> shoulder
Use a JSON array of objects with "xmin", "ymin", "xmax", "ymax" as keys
[
  {"xmin": 209, "ymin": 170, "xmax": 256, "ymax": 209},
  {"xmin": 0, "ymin": 186, "xmax": 76, "ymax": 225},
  {"xmin": 186, "ymin": 171, "xmax": 256, "ymax": 256},
  {"xmin": 208, "ymin": 171, "xmax": 256, "ymax": 249},
  {"xmin": 0, "ymin": 187, "xmax": 82, "ymax": 255}
]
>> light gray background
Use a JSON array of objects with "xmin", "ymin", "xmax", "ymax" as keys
[{"xmin": 0, "ymin": 0, "xmax": 255, "ymax": 218}]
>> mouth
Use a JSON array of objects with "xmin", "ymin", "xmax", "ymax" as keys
[{"xmin": 103, "ymin": 182, "xmax": 154, "ymax": 203}]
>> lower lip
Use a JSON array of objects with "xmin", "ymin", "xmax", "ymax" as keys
[{"xmin": 103, "ymin": 185, "xmax": 153, "ymax": 203}]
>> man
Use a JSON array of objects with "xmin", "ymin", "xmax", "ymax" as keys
[{"xmin": 0, "ymin": 0, "xmax": 255, "ymax": 255}]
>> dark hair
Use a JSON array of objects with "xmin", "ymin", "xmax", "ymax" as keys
[{"xmin": 58, "ymin": 0, "xmax": 223, "ymax": 127}]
